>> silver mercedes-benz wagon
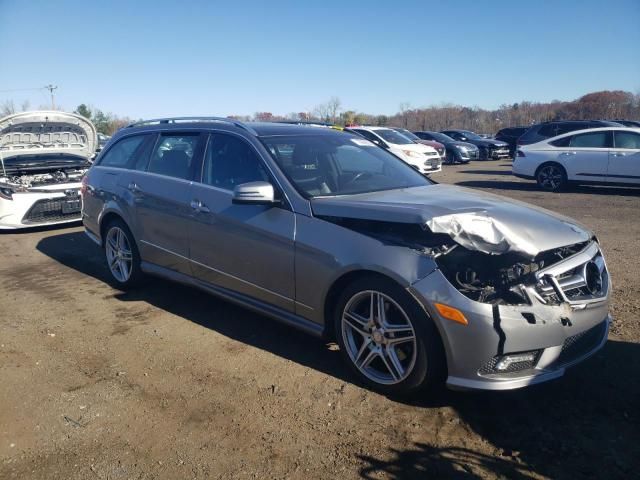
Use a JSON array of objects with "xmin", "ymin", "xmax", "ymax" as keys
[{"xmin": 81, "ymin": 118, "xmax": 611, "ymax": 395}]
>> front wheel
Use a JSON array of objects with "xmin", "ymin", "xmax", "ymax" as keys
[
  {"xmin": 334, "ymin": 277, "xmax": 445, "ymax": 396},
  {"xmin": 536, "ymin": 163, "xmax": 567, "ymax": 191}
]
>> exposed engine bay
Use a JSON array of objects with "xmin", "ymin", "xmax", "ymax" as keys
[
  {"xmin": 0, "ymin": 168, "xmax": 87, "ymax": 190},
  {"xmin": 318, "ymin": 216, "xmax": 591, "ymax": 306}
]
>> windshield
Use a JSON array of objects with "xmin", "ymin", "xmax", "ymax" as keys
[
  {"xmin": 428, "ymin": 132, "xmax": 454, "ymax": 143},
  {"xmin": 458, "ymin": 130, "xmax": 482, "ymax": 140},
  {"xmin": 394, "ymin": 129, "xmax": 420, "ymax": 141},
  {"xmin": 374, "ymin": 129, "xmax": 414, "ymax": 145},
  {"xmin": 261, "ymin": 133, "xmax": 431, "ymax": 198}
]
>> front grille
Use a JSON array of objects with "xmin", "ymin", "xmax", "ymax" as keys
[
  {"xmin": 22, "ymin": 197, "xmax": 81, "ymax": 224},
  {"xmin": 535, "ymin": 243, "xmax": 608, "ymax": 304},
  {"xmin": 554, "ymin": 321, "xmax": 607, "ymax": 367},
  {"xmin": 478, "ymin": 351, "xmax": 541, "ymax": 375}
]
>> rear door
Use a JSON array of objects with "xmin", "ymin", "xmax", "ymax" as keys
[
  {"xmin": 133, "ymin": 131, "xmax": 205, "ymax": 275},
  {"xmin": 552, "ymin": 130, "xmax": 611, "ymax": 182},
  {"xmin": 187, "ymin": 132, "xmax": 296, "ymax": 312},
  {"xmin": 608, "ymin": 130, "xmax": 640, "ymax": 184}
]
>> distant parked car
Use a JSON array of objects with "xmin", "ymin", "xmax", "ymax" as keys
[
  {"xmin": 390, "ymin": 127, "xmax": 446, "ymax": 160},
  {"xmin": 413, "ymin": 131, "xmax": 478, "ymax": 164},
  {"xmin": 517, "ymin": 120, "xmax": 622, "ymax": 146},
  {"xmin": 441, "ymin": 129, "xmax": 510, "ymax": 160},
  {"xmin": 513, "ymin": 127, "xmax": 640, "ymax": 191},
  {"xmin": 477, "ymin": 133, "xmax": 493, "ymax": 139},
  {"xmin": 97, "ymin": 133, "xmax": 111, "ymax": 151},
  {"xmin": 347, "ymin": 126, "xmax": 442, "ymax": 174},
  {"xmin": 495, "ymin": 127, "xmax": 528, "ymax": 157},
  {"xmin": 611, "ymin": 119, "xmax": 640, "ymax": 128}
]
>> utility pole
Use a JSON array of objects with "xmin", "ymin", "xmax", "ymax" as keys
[{"xmin": 44, "ymin": 84, "xmax": 58, "ymax": 109}]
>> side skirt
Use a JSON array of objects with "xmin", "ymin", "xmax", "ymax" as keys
[{"xmin": 140, "ymin": 261, "xmax": 325, "ymax": 338}]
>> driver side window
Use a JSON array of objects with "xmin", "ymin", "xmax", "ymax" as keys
[{"xmin": 202, "ymin": 134, "xmax": 268, "ymax": 190}]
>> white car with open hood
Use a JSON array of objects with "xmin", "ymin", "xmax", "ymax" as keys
[{"xmin": 0, "ymin": 111, "xmax": 97, "ymax": 229}]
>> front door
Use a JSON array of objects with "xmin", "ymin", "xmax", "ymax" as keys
[
  {"xmin": 188, "ymin": 132, "xmax": 296, "ymax": 312},
  {"xmin": 608, "ymin": 130, "xmax": 640, "ymax": 185}
]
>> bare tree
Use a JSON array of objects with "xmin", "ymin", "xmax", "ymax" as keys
[
  {"xmin": 327, "ymin": 96, "xmax": 342, "ymax": 123},
  {"xmin": 0, "ymin": 100, "xmax": 16, "ymax": 116}
]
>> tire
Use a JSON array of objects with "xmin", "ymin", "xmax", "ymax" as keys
[
  {"xmin": 103, "ymin": 218, "xmax": 144, "ymax": 289},
  {"xmin": 333, "ymin": 276, "xmax": 445, "ymax": 396},
  {"xmin": 536, "ymin": 163, "xmax": 567, "ymax": 192},
  {"xmin": 445, "ymin": 151, "xmax": 456, "ymax": 165}
]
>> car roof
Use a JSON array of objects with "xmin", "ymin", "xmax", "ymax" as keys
[
  {"xmin": 115, "ymin": 118, "xmax": 348, "ymax": 138},
  {"xmin": 533, "ymin": 126, "xmax": 640, "ymax": 143}
]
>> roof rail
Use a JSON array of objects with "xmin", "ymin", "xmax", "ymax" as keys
[{"xmin": 125, "ymin": 117, "xmax": 258, "ymax": 135}]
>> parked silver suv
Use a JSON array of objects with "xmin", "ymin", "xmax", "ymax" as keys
[{"xmin": 82, "ymin": 118, "xmax": 611, "ymax": 395}]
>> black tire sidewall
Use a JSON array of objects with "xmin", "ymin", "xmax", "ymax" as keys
[
  {"xmin": 536, "ymin": 163, "xmax": 566, "ymax": 192},
  {"xmin": 104, "ymin": 219, "xmax": 143, "ymax": 288},
  {"xmin": 333, "ymin": 276, "xmax": 445, "ymax": 396}
]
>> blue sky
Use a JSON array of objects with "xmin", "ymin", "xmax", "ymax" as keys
[{"xmin": 1, "ymin": 0, "xmax": 638, "ymax": 118}]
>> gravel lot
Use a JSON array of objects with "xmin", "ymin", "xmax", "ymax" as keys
[{"xmin": 1, "ymin": 161, "xmax": 639, "ymax": 479}]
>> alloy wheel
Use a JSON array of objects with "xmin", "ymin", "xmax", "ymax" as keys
[
  {"xmin": 537, "ymin": 165, "xmax": 564, "ymax": 190},
  {"xmin": 341, "ymin": 290, "xmax": 418, "ymax": 385},
  {"xmin": 105, "ymin": 226, "xmax": 133, "ymax": 283}
]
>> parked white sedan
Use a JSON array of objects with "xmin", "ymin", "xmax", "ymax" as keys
[{"xmin": 512, "ymin": 127, "xmax": 640, "ymax": 191}]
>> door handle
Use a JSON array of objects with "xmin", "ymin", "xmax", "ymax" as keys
[
  {"xmin": 190, "ymin": 199, "xmax": 211, "ymax": 213},
  {"xmin": 560, "ymin": 151, "xmax": 577, "ymax": 156},
  {"xmin": 611, "ymin": 152, "xmax": 627, "ymax": 157},
  {"xmin": 128, "ymin": 182, "xmax": 141, "ymax": 193}
]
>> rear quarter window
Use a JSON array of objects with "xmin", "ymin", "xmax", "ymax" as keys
[{"xmin": 98, "ymin": 135, "xmax": 147, "ymax": 168}]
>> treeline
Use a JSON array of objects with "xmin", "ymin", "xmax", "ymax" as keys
[
  {"xmin": 3, "ymin": 89, "xmax": 639, "ymax": 136},
  {"xmin": 232, "ymin": 90, "xmax": 640, "ymax": 134}
]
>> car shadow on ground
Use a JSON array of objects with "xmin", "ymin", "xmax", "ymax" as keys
[
  {"xmin": 37, "ymin": 231, "xmax": 639, "ymax": 479},
  {"xmin": 458, "ymin": 169, "xmax": 514, "ymax": 176},
  {"xmin": 457, "ymin": 179, "xmax": 640, "ymax": 196}
]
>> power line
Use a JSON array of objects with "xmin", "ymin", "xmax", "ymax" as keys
[{"xmin": 0, "ymin": 87, "xmax": 46, "ymax": 93}]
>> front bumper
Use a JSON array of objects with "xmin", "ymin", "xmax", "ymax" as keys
[
  {"xmin": 409, "ymin": 242, "xmax": 611, "ymax": 391},
  {"xmin": 0, "ymin": 183, "xmax": 82, "ymax": 229},
  {"xmin": 421, "ymin": 157, "xmax": 442, "ymax": 174}
]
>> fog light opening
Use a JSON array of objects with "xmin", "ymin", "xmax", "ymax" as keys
[{"xmin": 495, "ymin": 351, "xmax": 539, "ymax": 372}]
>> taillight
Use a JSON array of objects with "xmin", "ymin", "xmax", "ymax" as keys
[
  {"xmin": 80, "ymin": 175, "xmax": 89, "ymax": 196},
  {"xmin": 517, "ymin": 150, "xmax": 525, "ymax": 157}
]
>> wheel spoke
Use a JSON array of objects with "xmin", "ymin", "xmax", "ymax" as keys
[
  {"xmin": 386, "ymin": 333, "xmax": 416, "ymax": 346},
  {"xmin": 109, "ymin": 254, "xmax": 119, "ymax": 269},
  {"xmin": 356, "ymin": 347, "xmax": 378, "ymax": 370},
  {"xmin": 107, "ymin": 237, "xmax": 118, "ymax": 251},
  {"xmin": 343, "ymin": 312, "xmax": 370, "ymax": 337},
  {"xmin": 379, "ymin": 347, "xmax": 402, "ymax": 381},
  {"xmin": 354, "ymin": 338, "xmax": 372, "ymax": 366},
  {"xmin": 118, "ymin": 259, "xmax": 129, "ymax": 278}
]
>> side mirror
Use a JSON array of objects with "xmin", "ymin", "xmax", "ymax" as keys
[{"xmin": 232, "ymin": 181, "xmax": 277, "ymax": 205}]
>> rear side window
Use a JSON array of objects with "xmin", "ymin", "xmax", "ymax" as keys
[
  {"xmin": 614, "ymin": 131, "xmax": 640, "ymax": 149},
  {"xmin": 147, "ymin": 134, "xmax": 200, "ymax": 180},
  {"xmin": 569, "ymin": 131, "xmax": 610, "ymax": 148},
  {"xmin": 98, "ymin": 135, "xmax": 147, "ymax": 168}
]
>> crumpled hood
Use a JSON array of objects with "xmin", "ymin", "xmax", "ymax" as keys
[
  {"xmin": 0, "ymin": 111, "xmax": 97, "ymax": 160},
  {"xmin": 311, "ymin": 184, "xmax": 592, "ymax": 257}
]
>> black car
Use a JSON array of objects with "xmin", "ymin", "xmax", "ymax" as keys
[
  {"xmin": 440, "ymin": 130, "xmax": 510, "ymax": 160},
  {"xmin": 413, "ymin": 131, "xmax": 478, "ymax": 164},
  {"xmin": 610, "ymin": 119, "xmax": 640, "ymax": 128},
  {"xmin": 517, "ymin": 120, "xmax": 622, "ymax": 146},
  {"xmin": 495, "ymin": 126, "xmax": 528, "ymax": 157}
]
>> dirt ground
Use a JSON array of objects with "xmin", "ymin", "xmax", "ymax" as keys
[{"xmin": 1, "ymin": 162, "xmax": 639, "ymax": 480}]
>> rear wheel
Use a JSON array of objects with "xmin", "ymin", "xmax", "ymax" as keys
[
  {"xmin": 334, "ymin": 276, "xmax": 445, "ymax": 396},
  {"xmin": 536, "ymin": 163, "xmax": 567, "ymax": 191},
  {"xmin": 104, "ymin": 219, "xmax": 143, "ymax": 288}
]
